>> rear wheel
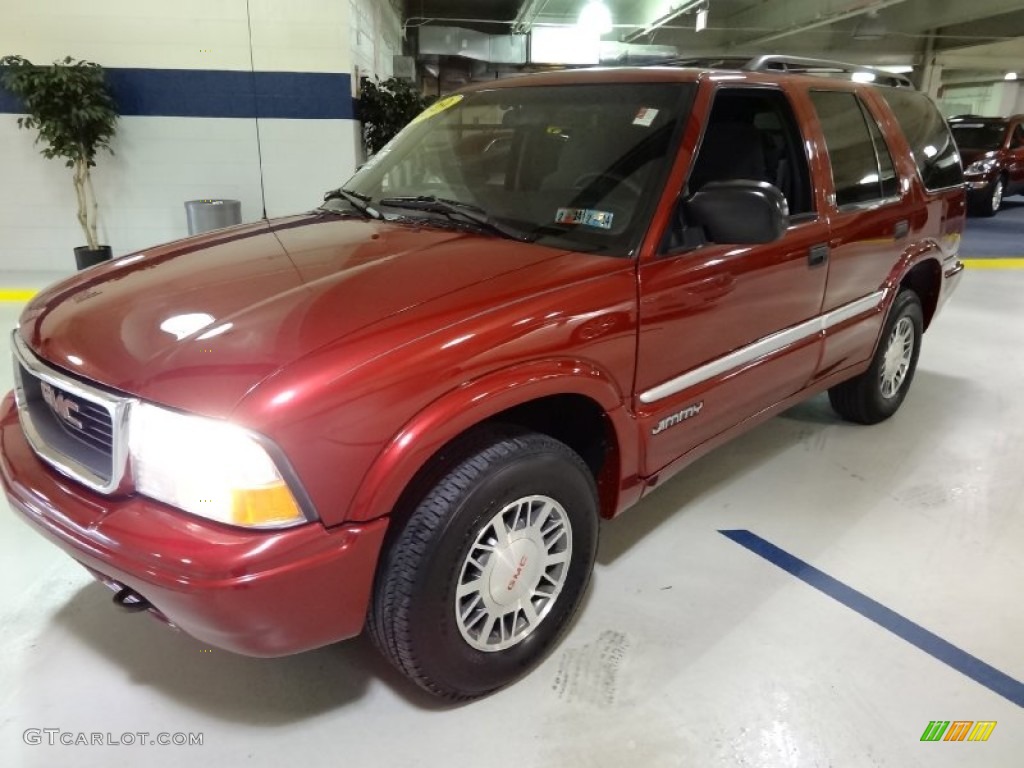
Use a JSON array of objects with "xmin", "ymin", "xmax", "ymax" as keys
[
  {"xmin": 367, "ymin": 426, "xmax": 599, "ymax": 700},
  {"xmin": 828, "ymin": 289, "xmax": 923, "ymax": 424}
]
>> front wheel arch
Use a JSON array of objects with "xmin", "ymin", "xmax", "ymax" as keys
[{"xmin": 345, "ymin": 362, "xmax": 633, "ymax": 526}]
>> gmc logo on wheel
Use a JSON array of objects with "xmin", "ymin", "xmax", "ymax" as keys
[{"xmin": 40, "ymin": 381, "xmax": 83, "ymax": 430}]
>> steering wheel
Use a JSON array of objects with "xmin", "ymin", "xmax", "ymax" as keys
[{"xmin": 571, "ymin": 172, "xmax": 643, "ymax": 197}]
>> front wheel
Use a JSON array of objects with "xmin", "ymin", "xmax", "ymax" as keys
[
  {"xmin": 974, "ymin": 175, "xmax": 1005, "ymax": 217},
  {"xmin": 367, "ymin": 427, "xmax": 599, "ymax": 700},
  {"xmin": 828, "ymin": 289, "xmax": 923, "ymax": 424}
]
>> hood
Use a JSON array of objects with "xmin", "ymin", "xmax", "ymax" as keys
[{"xmin": 19, "ymin": 215, "xmax": 569, "ymax": 416}]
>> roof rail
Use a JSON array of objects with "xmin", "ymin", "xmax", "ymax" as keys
[
  {"xmin": 743, "ymin": 55, "xmax": 915, "ymax": 88},
  {"xmin": 651, "ymin": 55, "xmax": 915, "ymax": 88}
]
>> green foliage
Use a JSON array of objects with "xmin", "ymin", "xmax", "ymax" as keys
[
  {"xmin": 358, "ymin": 77, "xmax": 432, "ymax": 155},
  {"xmin": 0, "ymin": 55, "xmax": 118, "ymax": 170},
  {"xmin": 1, "ymin": 55, "xmax": 119, "ymax": 250}
]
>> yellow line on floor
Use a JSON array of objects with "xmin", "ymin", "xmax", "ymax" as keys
[
  {"xmin": 962, "ymin": 258, "xmax": 1024, "ymax": 269},
  {"xmin": 0, "ymin": 289, "xmax": 38, "ymax": 302}
]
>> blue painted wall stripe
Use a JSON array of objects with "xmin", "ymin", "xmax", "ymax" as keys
[
  {"xmin": 0, "ymin": 68, "xmax": 354, "ymax": 120},
  {"xmin": 720, "ymin": 529, "xmax": 1024, "ymax": 708}
]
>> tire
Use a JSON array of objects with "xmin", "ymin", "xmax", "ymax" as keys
[
  {"xmin": 828, "ymin": 289, "xmax": 923, "ymax": 425},
  {"xmin": 367, "ymin": 426, "xmax": 599, "ymax": 700},
  {"xmin": 974, "ymin": 175, "xmax": 1005, "ymax": 217}
]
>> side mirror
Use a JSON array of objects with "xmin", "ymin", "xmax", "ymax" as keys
[{"xmin": 686, "ymin": 180, "xmax": 790, "ymax": 244}]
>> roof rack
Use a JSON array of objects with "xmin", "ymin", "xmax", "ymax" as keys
[
  {"xmin": 744, "ymin": 56, "xmax": 914, "ymax": 88},
  {"xmin": 655, "ymin": 55, "xmax": 915, "ymax": 89}
]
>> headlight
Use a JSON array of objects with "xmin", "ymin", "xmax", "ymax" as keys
[
  {"xmin": 965, "ymin": 158, "xmax": 998, "ymax": 175},
  {"xmin": 128, "ymin": 402, "xmax": 307, "ymax": 528}
]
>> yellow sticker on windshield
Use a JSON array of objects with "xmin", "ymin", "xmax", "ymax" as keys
[{"xmin": 409, "ymin": 94, "xmax": 464, "ymax": 125}]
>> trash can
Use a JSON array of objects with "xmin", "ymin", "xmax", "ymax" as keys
[{"xmin": 185, "ymin": 199, "xmax": 242, "ymax": 235}]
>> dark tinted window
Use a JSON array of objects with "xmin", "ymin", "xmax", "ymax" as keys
[
  {"xmin": 880, "ymin": 88, "xmax": 963, "ymax": 190},
  {"xmin": 950, "ymin": 122, "xmax": 1007, "ymax": 150},
  {"xmin": 1013, "ymin": 125, "xmax": 1024, "ymax": 149},
  {"xmin": 810, "ymin": 91, "xmax": 897, "ymax": 207},
  {"xmin": 666, "ymin": 87, "xmax": 814, "ymax": 251},
  {"xmin": 687, "ymin": 88, "xmax": 814, "ymax": 214},
  {"xmin": 863, "ymin": 104, "xmax": 899, "ymax": 199}
]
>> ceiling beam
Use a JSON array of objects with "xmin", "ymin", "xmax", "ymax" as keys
[
  {"xmin": 512, "ymin": 0, "xmax": 549, "ymax": 33},
  {"xmin": 935, "ymin": 37, "xmax": 1024, "ymax": 70},
  {"xmin": 883, "ymin": 0, "xmax": 1024, "ymax": 35},
  {"xmin": 723, "ymin": 0, "xmax": 908, "ymax": 47}
]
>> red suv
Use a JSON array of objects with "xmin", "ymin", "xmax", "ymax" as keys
[
  {"xmin": 1, "ymin": 59, "xmax": 965, "ymax": 700},
  {"xmin": 949, "ymin": 114, "xmax": 1024, "ymax": 216}
]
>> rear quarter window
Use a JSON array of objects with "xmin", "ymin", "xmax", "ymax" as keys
[{"xmin": 878, "ymin": 88, "xmax": 963, "ymax": 191}]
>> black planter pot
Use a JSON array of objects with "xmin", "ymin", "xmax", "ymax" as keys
[{"xmin": 74, "ymin": 245, "xmax": 113, "ymax": 271}]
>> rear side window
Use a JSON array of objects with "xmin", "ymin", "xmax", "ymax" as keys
[
  {"xmin": 810, "ymin": 90, "xmax": 899, "ymax": 208},
  {"xmin": 1013, "ymin": 124, "xmax": 1024, "ymax": 149},
  {"xmin": 879, "ymin": 88, "xmax": 963, "ymax": 191}
]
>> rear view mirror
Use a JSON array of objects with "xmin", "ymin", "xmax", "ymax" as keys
[{"xmin": 686, "ymin": 180, "xmax": 789, "ymax": 244}]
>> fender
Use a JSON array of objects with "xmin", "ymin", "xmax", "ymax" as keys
[
  {"xmin": 882, "ymin": 240, "xmax": 945, "ymax": 326},
  {"xmin": 344, "ymin": 358, "xmax": 641, "ymax": 524}
]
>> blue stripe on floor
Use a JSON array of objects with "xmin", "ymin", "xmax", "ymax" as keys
[
  {"xmin": 961, "ymin": 199, "xmax": 1024, "ymax": 257},
  {"xmin": 720, "ymin": 529, "xmax": 1024, "ymax": 708},
  {"xmin": 0, "ymin": 68, "xmax": 354, "ymax": 119}
]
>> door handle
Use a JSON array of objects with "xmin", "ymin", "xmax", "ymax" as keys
[
  {"xmin": 808, "ymin": 243, "xmax": 829, "ymax": 267},
  {"xmin": 894, "ymin": 219, "xmax": 909, "ymax": 239}
]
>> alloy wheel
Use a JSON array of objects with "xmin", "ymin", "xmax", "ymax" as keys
[
  {"xmin": 455, "ymin": 495, "xmax": 572, "ymax": 652},
  {"xmin": 879, "ymin": 316, "xmax": 915, "ymax": 398}
]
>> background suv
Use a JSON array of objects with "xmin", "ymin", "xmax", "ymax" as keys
[{"xmin": 949, "ymin": 113, "xmax": 1024, "ymax": 216}]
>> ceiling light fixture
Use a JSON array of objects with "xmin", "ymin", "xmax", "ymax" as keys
[
  {"xmin": 852, "ymin": 10, "xmax": 886, "ymax": 41},
  {"xmin": 695, "ymin": 3, "xmax": 709, "ymax": 32},
  {"xmin": 624, "ymin": 0, "xmax": 705, "ymax": 43},
  {"xmin": 578, "ymin": 0, "xmax": 613, "ymax": 36},
  {"xmin": 1005, "ymin": 72, "xmax": 1018, "ymax": 81}
]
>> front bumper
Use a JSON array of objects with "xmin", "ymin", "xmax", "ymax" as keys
[
  {"xmin": 964, "ymin": 172, "xmax": 997, "ymax": 191},
  {"xmin": 0, "ymin": 393, "xmax": 388, "ymax": 656}
]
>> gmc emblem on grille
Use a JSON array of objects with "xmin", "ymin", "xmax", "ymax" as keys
[{"xmin": 40, "ymin": 381, "xmax": 84, "ymax": 430}]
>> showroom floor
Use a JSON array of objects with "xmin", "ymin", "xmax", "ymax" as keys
[{"xmin": 1, "ymin": 264, "xmax": 1022, "ymax": 768}]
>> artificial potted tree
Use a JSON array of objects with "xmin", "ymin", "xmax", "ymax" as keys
[
  {"xmin": 0, "ymin": 55, "xmax": 119, "ymax": 270},
  {"xmin": 358, "ymin": 76, "xmax": 433, "ymax": 155}
]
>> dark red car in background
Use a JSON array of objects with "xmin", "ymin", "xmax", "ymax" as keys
[{"xmin": 949, "ymin": 114, "xmax": 1024, "ymax": 216}]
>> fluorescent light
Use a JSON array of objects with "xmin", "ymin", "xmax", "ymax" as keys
[
  {"xmin": 877, "ymin": 65, "xmax": 913, "ymax": 74},
  {"xmin": 695, "ymin": 7, "xmax": 708, "ymax": 32},
  {"xmin": 578, "ymin": 0, "xmax": 613, "ymax": 35},
  {"xmin": 852, "ymin": 71, "xmax": 876, "ymax": 83},
  {"xmin": 532, "ymin": 27, "xmax": 600, "ymax": 64},
  {"xmin": 1005, "ymin": 72, "xmax": 1018, "ymax": 81}
]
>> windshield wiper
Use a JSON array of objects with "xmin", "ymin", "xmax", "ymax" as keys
[
  {"xmin": 320, "ymin": 188, "xmax": 383, "ymax": 220},
  {"xmin": 377, "ymin": 195, "xmax": 534, "ymax": 242}
]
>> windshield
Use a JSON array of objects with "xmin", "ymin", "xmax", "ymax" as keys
[
  {"xmin": 342, "ymin": 82, "xmax": 695, "ymax": 255},
  {"xmin": 950, "ymin": 122, "xmax": 1006, "ymax": 150}
]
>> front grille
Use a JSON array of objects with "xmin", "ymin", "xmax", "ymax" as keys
[{"xmin": 12, "ymin": 333, "xmax": 132, "ymax": 493}]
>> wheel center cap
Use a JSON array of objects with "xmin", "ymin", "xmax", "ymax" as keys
[
  {"xmin": 884, "ymin": 342, "xmax": 902, "ymax": 372},
  {"xmin": 489, "ymin": 537, "xmax": 542, "ymax": 607}
]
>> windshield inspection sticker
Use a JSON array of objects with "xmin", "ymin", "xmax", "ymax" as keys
[
  {"xmin": 409, "ymin": 94, "xmax": 463, "ymax": 126},
  {"xmin": 555, "ymin": 208, "xmax": 614, "ymax": 229},
  {"xmin": 633, "ymin": 107, "xmax": 659, "ymax": 127}
]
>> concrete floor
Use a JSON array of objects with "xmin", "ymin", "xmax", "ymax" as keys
[{"xmin": 1, "ymin": 269, "xmax": 1022, "ymax": 768}]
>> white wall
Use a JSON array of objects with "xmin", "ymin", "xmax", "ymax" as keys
[
  {"xmin": 0, "ymin": 0, "xmax": 401, "ymax": 272},
  {"xmin": 938, "ymin": 81, "xmax": 1023, "ymax": 118}
]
